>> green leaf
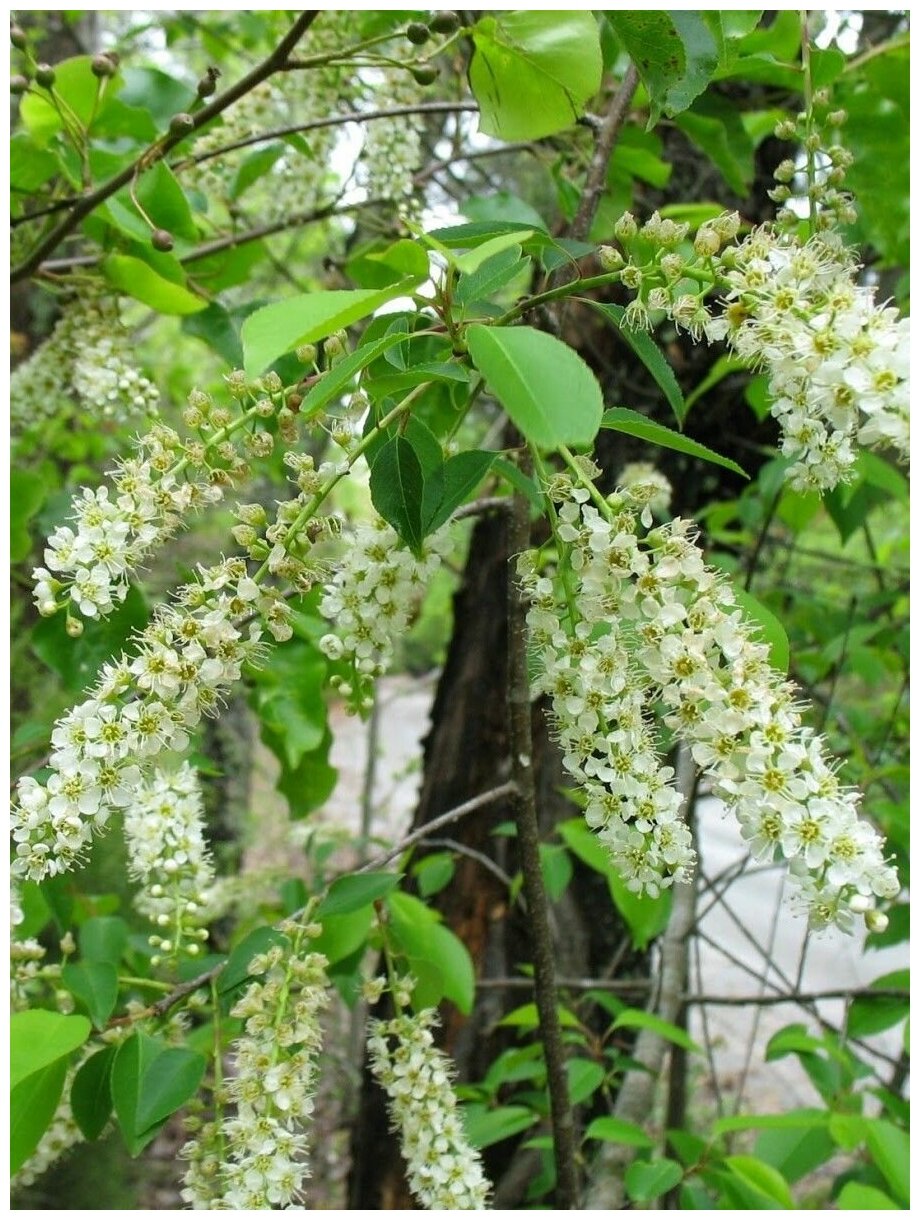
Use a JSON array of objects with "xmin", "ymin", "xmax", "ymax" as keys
[
  {"xmin": 10, "ymin": 1059, "xmax": 68, "ymax": 1175},
  {"xmin": 609, "ymin": 12, "xmax": 718, "ymax": 124},
  {"xmin": 218, "ymin": 927, "xmax": 290, "ymax": 995},
  {"xmin": 32, "ymin": 584, "xmax": 149, "ymax": 693},
  {"xmin": 369, "ymin": 436, "xmax": 425, "ymax": 553},
  {"xmin": 567, "ymin": 1058, "xmax": 606, "ymax": 1104},
  {"xmin": 731, "ymin": 585, "xmax": 790, "ymax": 673},
  {"xmin": 585, "ymin": 1116, "xmax": 655, "ymax": 1148},
  {"xmin": 590, "ymin": 304, "xmax": 688, "ymax": 424},
  {"xmin": 10, "ymin": 469, "xmax": 46, "ymax": 562},
  {"xmin": 424, "ymin": 450, "xmax": 496, "ymax": 534},
  {"xmin": 61, "ymin": 961, "xmax": 119, "ymax": 1030},
  {"xmin": 836, "ymin": 1182, "xmax": 900, "ymax": 1210},
  {"xmin": 468, "ymin": 324, "xmax": 603, "ymax": 448},
  {"xmin": 181, "ymin": 301, "xmax": 245, "ymax": 367},
  {"xmin": 131, "ymin": 160, "xmax": 198, "ymax": 240},
  {"xmin": 79, "ymin": 916, "xmax": 129, "ymax": 966},
  {"xmin": 713, "ymin": 1110, "xmax": 828, "ymax": 1136},
  {"xmin": 847, "ymin": 971, "xmax": 909, "ymax": 1039},
  {"xmin": 112, "ymin": 1034, "xmax": 205, "ymax": 1155},
  {"xmin": 470, "ymin": 11, "xmax": 603, "ymax": 140},
  {"xmin": 70, "ymin": 1045, "xmax": 117, "ymax": 1140},
  {"xmin": 10, "ymin": 133, "xmax": 60, "ymax": 191},
  {"xmin": 346, "ymin": 238, "xmax": 430, "ymax": 289},
  {"xmin": 386, "ymin": 891, "xmax": 476, "ymax": 1013},
  {"xmin": 299, "ymin": 332, "xmax": 412, "ymax": 419},
  {"xmin": 538, "ymin": 842, "xmax": 573, "ymax": 901},
  {"xmin": 318, "ymin": 872, "xmax": 401, "ymax": 919},
  {"xmin": 463, "ymin": 1103, "xmax": 539, "ymax": 1149},
  {"xmin": 625, "ymin": 1157, "xmax": 683, "ymax": 1202},
  {"xmin": 249, "ymin": 637, "xmax": 327, "ymax": 769},
  {"xmin": 454, "ymin": 232, "xmax": 533, "ymax": 276},
  {"xmin": 456, "ymin": 246, "xmax": 529, "ymax": 307},
  {"xmin": 498, "ymin": 1001, "xmax": 583, "ymax": 1031},
  {"xmin": 753, "ymin": 1122, "xmax": 837, "ymax": 1186},
  {"xmin": 311, "ymin": 907, "xmax": 374, "ymax": 966},
  {"xmin": 676, "ymin": 95, "xmax": 755, "ymax": 196},
  {"xmin": 102, "ymin": 255, "xmax": 206, "ymax": 315},
  {"xmin": 723, "ymin": 1155, "xmax": 794, "ymax": 1209},
  {"xmin": 119, "ymin": 65, "xmax": 196, "ymax": 125},
  {"xmin": 612, "ymin": 1009, "xmax": 701, "ymax": 1054},
  {"xmin": 241, "ymin": 281, "xmax": 423, "ymax": 377},
  {"xmin": 865, "ymin": 1119, "xmax": 909, "ymax": 1205},
  {"xmin": 413, "ymin": 853, "xmax": 456, "ymax": 898},
  {"xmin": 10, "ymin": 1011, "xmax": 92, "ymax": 1090},
  {"xmin": 463, "ymin": 193, "xmax": 548, "ymax": 230},
  {"xmin": 601, "ymin": 406, "xmax": 747, "ymax": 477}
]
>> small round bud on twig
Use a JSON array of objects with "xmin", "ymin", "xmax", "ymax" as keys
[
  {"xmin": 406, "ymin": 21, "xmax": 430, "ymax": 44},
  {"xmin": 35, "ymin": 63, "xmax": 55, "ymax": 88},
  {"xmin": 10, "ymin": 23, "xmax": 28, "ymax": 49},
  {"xmin": 169, "ymin": 112, "xmax": 195, "ymax": 135},
  {"xmin": 151, "ymin": 228, "xmax": 174, "ymax": 252},
  {"xmin": 429, "ymin": 11, "xmax": 461, "ymax": 34},
  {"xmin": 91, "ymin": 52, "xmax": 118, "ymax": 78},
  {"xmin": 10, "ymin": 74, "xmax": 30, "ymax": 94},
  {"xmin": 412, "ymin": 65, "xmax": 438, "ymax": 86},
  {"xmin": 197, "ymin": 66, "xmax": 220, "ymax": 98}
]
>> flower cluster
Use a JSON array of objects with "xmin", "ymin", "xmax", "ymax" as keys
[
  {"xmin": 180, "ymin": 927, "xmax": 330, "ymax": 1209},
  {"xmin": 606, "ymin": 203, "xmax": 909, "ymax": 492},
  {"xmin": 33, "ymin": 377, "xmax": 288, "ymax": 623},
  {"xmin": 12, "ymin": 556, "xmax": 288, "ymax": 883},
  {"xmin": 360, "ymin": 69, "xmax": 425, "ymax": 209},
  {"xmin": 319, "ymin": 516, "xmax": 450, "ymax": 712},
  {"xmin": 523, "ymin": 475, "xmax": 899, "ymax": 931},
  {"xmin": 367, "ymin": 1005, "xmax": 490, "ymax": 1209},
  {"xmin": 124, "ymin": 764, "xmax": 216, "ymax": 966},
  {"xmin": 706, "ymin": 228, "xmax": 909, "ymax": 490},
  {"xmin": 11, "ymin": 288, "xmax": 159, "ymax": 432}
]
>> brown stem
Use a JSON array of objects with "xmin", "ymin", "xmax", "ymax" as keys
[
  {"xmin": 508, "ymin": 453, "xmax": 580, "ymax": 1209},
  {"xmin": 570, "ymin": 63, "xmax": 640, "ymax": 243},
  {"xmin": 10, "ymin": 10, "xmax": 319, "ymax": 283}
]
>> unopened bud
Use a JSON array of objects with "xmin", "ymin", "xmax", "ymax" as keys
[
  {"xmin": 91, "ymin": 53, "xmax": 118, "ymax": 78},
  {"xmin": 865, "ymin": 909, "xmax": 889, "ymax": 935},
  {"xmin": 35, "ymin": 63, "xmax": 55, "ymax": 88},
  {"xmin": 10, "ymin": 74, "xmax": 29, "ymax": 94},
  {"xmin": 151, "ymin": 228, "xmax": 174, "ymax": 252},
  {"xmin": 295, "ymin": 342, "xmax": 317, "ymax": 364},
  {"xmin": 169, "ymin": 112, "xmax": 195, "ymax": 135},
  {"xmin": 429, "ymin": 11, "xmax": 461, "ymax": 33},
  {"xmin": 613, "ymin": 211, "xmax": 638, "ymax": 241},
  {"xmin": 197, "ymin": 67, "xmax": 220, "ymax": 98},
  {"xmin": 412, "ymin": 65, "xmax": 438, "ymax": 86},
  {"xmin": 10, "ymin": 24, "xmax": 28, "ymax": 49},
  {"xmin": 774, "ymin": 118, "xmax": 797, "ymax": 141},
  {"xmin": 598, "ymin": 245, "xmax": 624, "ymax": 272},
  {"xmin": 406, "ymin": 21, "xmax": 430, "ymax": 44},
  {"xmin": 66, "ymin": 616, "xmax": 83, "ymax": 638}
]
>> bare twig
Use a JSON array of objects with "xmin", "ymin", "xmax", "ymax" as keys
[{"xmin": 569, "ymin": 64, "xmax": 640, "ymax": 243}]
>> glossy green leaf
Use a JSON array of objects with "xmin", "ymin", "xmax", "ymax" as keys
[
  {"xmin": 102, "ymin": 255, "xmax": 206, "ymax": 315},
  {"xmin": 463, "ymin": 192, "xmax": 548, "ymax": 230},
  {"xmin": 462, "ymin": 1103, "xmax": 539, "ymax": 1149},
  {"xmin": 538, "ymin": 842, "xmax": 573, "ymax": 901},
  {"xmin": 612, "ymin": 1009, "xmax": 701, "ymax": 1054},
  {"xmin": 585, "ymin": 1115, "xmax": 655, "ymax": 1148},
  {"xmin": 713, "ymin": 1109, "xmax": 828, "ymax": 1136},
  {"xmin": 468, "ymin": 324, "xmax": 603, "ymax": 448},
  {"xmin": 10, "ymin": 134, "xmax": 60, "ymax": 192},
  {"xmin": 10, "ymin": 1010, "xmax": 92, "ymax": 1090},
  {"xmin": 676, "ymin": 95, "xmax": 754, "ymax": 196},
  {"xmin": 470, "ymin": 11, "xmax": 603, "ymax": 140},
  {"xmin": 299, "ymin": 332, "xmax": 412, "ymax": 418},
  {"xmin": 249, "ymin": 637, "xmax": 327, "ymax": 769},
  {"xmin": 847, "ymin": 971, "xmax": 909, "ymax": 1039},
  {"xmin": 865, "ymin": 1119, "xmax": 909, "ymax": 1204},
  {"xmin": 79, "ymin": 916, "xmax": 130, "ymax": 966},
  {"xmin": 19, "ymin": 56, "xmax": 122, "ymax": 145},
  {"xmin": 609, "ymin": 12, "xmax": 719, "ymax": 123},
  {"xmin": 590, "ymin": 304, "xmax": 688, "ymax": 424},
  {"xmin": 625, "ymin": 1157, "xmax": 684, "ymax": 1202},
  {"xmin": 566, "ymin": 1058, "xmax": 606, "ymax": 1104},
  {"xmin": 318, "ymin": 872, "xmax": 401, "ymax": 919},
  {"xmin": 131, "ymin": 160, "xmax": 199, "ymax": 240},
  {"xmin": 112, "ymin": 1034, "xmax": 205, "ymax": 1155},
  {"xmin": 11, "ymin": 1059, "xmax": 68, "ymax": 1175},
  {"xmin": 61, "ymin": 961, "xmax": 119, "ymax": 1029},
  {"xmin": 71, "ymin": 1045, "xmax": 117, "ymax": 1140},
  {"xmin": 456, "ymin": 246, "xmax": 529, "ymax": 307},
  {"xmin": 10, "ymin": 469, "xmax": 46, "ymax": 562},
  {"xmin": 723, "ymin": 1155, "xmax": 794, "ymax": 1209},
  {"xmin": 454, "ymin": 232, "xmax": 533, "ymax": 276},
  {"xmin": 369, "ymin": 436, "xmax": 425, "ymax": 553},
  {"xmin": 836, "ymin": 1182, "xmax": 900, "ymax": 1210},
  {"xmin": 311, "ymin": 907, "xmax": 374, "ymax": 966},
  {"xmin": 424, "ymin": 450, "xmax": 496, "ymax": 533},
  {"xmin": 498, "ymin": 1001, "xmax": 582, "ymax": 1031},
  {"xmin": 413, "ymin": 852, "xmax": 456, "ymax": 898},
  {"xmin": 386, "ymin": 891, "xmax": 476, "ymax": 1013},
  {"xmin": 602, "ymin": 407, "xmax": 747, "ymax": 477},
  {"xmin": 241, "ymin": 281, "xmax": 423, "ymax": 377}
]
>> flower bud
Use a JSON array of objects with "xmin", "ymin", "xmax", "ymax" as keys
[
  {"xmin": 66, "ymin": 616, "xmax": 83, "ymax": 638},
  {"xmin": 151, "ymin": 228, "xmax": 174, "ymax": 252},
  {"xmin": 10, "ymin": 24, "xmax": 28, "ymax": 49},
  {"xmin": 412, "ymin": 65, "xmax": 438, "ymax": 86},
  {"xmin": 295, "ymin": 342, "xmax": 317, "ymax": 364},
  {"xmin": 614, "ymin": 211, "xmax": 638, "ymax": 241},
  {"xmin": 169, "ymin": 112, "xmax": 195, "ymax": 136},
  {"xmin": 10, "ymin": 74, "xmax": 29, "ymax": 94},
  {"xmin": 91, "ymin": 53, "xmax": 118, "ymax": 78},
  {"xmin": 197, "ymin": 66, "xmax": 220, "ymax": 98},
  {"xmin": 774, "ymin": 158, "xmax": 796, "ymax": 183},
  {"xmin": 406, "ymin": 21, "xmax": 430, "ymax": 44},
  {"xmin": 598, "ymin": 245, "xmax": 624, "ymax": 272},
  {"xmin": 865, "ymin": 909, "xmax": 889, "ymax": 935},
  {"xmin": 774, "ymin": 118, "xmax": 797, "ymax": 141},
  {"xmin": 35, "ymin": 63, "xmax": 55, "ymax": 88},
  {"xmin": 429, "ymin": 11, "xmax": 461, "ymax": 33}
]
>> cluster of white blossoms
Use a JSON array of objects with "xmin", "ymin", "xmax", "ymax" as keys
[
  {"xmin": 705, "ymin": 228, "xmax": 909, "ymax": 490},
  {"xmin": 360, "ymin": 69, "xmax": 426, "ymax": 209},
  {"xmin": 33, "ymin": 377, "xmax": 289, "ymax": 623},
  {"xmin": 124, "ymin": 764, "xmax": 216, "ymax": 965},
  {"xmin": 12, "ymin": 556, "xmax": 291, "ymax": 883},
  {"xmin": 367, "ymin": 1005, "xmax": 491, "ymax": 1210},
  {"xmin": 319, "ymin": 516, "xmax": 450, "ymax": 711},
  {"xmin": 605, "ymin": 203, "xmax": 909, "ymax": 493},
  {"xmin": 180, "ymin": 930, "xmax": 330, "ymax": 1209},
  {"xmin": 523, "ymin": 474, "xmax": 899, "ymax": 931},
  {"xmin": 11, "ymin": 289, "xmax": 159, "ymax": 431}
]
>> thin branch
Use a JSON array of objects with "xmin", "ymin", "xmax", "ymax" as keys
[
  {"xmin": 10, "ymin": 10, "xmax": 320, "ymax": 282},
  {"xmin": 354, "ymin": 781, "xmax": 518, "ymax": 874},
  {"xmin": 422, "ymin": 836, "xmax": 517, "ymax": 893},
  {"xmin": 508, "ymin": 453, "xmax": 580, "ymax": 1209},
  {"xmin": 173, "ymin": 100, "xmax": 480, "ymax": 169},
  {"xmin": 570, "ymin": 64, "xmax": 640, "ymax": 242}
]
